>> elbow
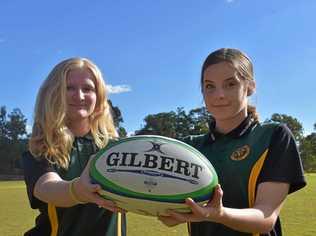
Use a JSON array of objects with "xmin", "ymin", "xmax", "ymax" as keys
[{"xmin": 259, "ymin": 216, "xmax": 278, "ymax": 234}]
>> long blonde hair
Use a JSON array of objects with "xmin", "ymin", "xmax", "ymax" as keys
[
  {"xmin": 29, "ymin": 58, "xmax": 117, "ymax": 169},
  {"xmin": 200, "ymin": 48, "xmax": 259, "ymax": 122}
]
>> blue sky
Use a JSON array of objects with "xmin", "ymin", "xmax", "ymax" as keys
[{"xmin": 1, "ymin": 0, "xmax": 315, "ymax": 135}]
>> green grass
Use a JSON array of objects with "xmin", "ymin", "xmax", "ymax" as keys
[{"xmin": 0, "ymin": 174, "xmax": 315, "ymax": 236}]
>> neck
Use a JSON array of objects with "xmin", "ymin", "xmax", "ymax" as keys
[
  {"xmin": 215, "ymin": 109, "xmax": 247, "ymax": 134},
  {"xmin": 67, "ymin": 119, "xmax": 90, "ymax": 137}
]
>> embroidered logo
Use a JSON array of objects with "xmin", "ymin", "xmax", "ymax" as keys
[{"xmin": 230, "ymin": 145, "xmax": 250, "ymax": 161}]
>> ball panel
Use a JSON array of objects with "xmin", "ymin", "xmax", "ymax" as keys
[{"xmin": 98, "ymin": 188, "xmax": 209, "ymax": 216}]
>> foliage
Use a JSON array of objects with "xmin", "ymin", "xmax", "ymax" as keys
[
  {"xmin": 108, "ymin": 100, "xmax": 127, "ymax": 137},
  {"xmin": 136, "ymin": 107, "xmax": 210, "ymax": 139},
  {"xmin": 265, "ymin": 113, "xmax": 304, "ymax": 142},
  {"xmin": 0, "ymin": 100, "xmax": 127, "ymax": 174},
  {"xmin": 137, "ymin": 109, "xmax": 315, "ymax": 172},
  {"xmin": 300, "ymin": 133, "xmax": 316, "ymax": 172},
  {"xmin": 0, "ymin": 106, "xmax": 28, "ymax": 173}
]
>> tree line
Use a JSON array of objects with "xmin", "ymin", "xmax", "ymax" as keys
[
  {"xmin": 135, "ymin": 108, "xmax": 316, "ymax": 172},
  {"xmin": 0, "ymin": 101, "xmax": 126, "ymax": 175},
  {"xmin": 0, "ymin": 105, "xmax": 315, "ymax": 174}
]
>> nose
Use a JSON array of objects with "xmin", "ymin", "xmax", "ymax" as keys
[
  {"xmin": 213, "ymin": 88, "xmax": 225, "ymax": 99},
  {"xmin": 79, "ymin": 89, "xmax": 85, "ymax": 101},
  {"xmin": 74, "ymin": 89, "xmax": 85, "ymax": 101}
]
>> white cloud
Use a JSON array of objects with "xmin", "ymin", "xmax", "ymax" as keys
[
  {"xmin": 26, "ymin": 124, "xmax": 32, "ymax": 134},
  {"xmin": 106, "ymin": 84, "xmax": 131, "ymax": 94}
]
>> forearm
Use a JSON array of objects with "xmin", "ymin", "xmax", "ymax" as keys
[
  {"xmin": 216, "ymin": 206, "xmax": 279, "ymax": 233},
  {"xmin": 34, "ymin": 173, "xmax": 82, "ymax": 207}
]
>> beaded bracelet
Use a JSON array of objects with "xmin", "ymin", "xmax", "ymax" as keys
[{"xmin": 69, "ymin": 177, "xmax": 86, "ymax": 204}]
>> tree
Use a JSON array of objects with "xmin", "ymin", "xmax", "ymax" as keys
[
  {"xmin": 136, "ymin": 112, "xmax": 177, "ymax": 138},
  {"xmin": 0, "ymin": 107, "xmax": 28, "ymax": 174},
  {"xmin": 6, "ymin": 108, "xmax": 27, "ymax": 141},
  {"xmin": 0, "ymin": 106, "xmax": 7, "ymax": 138},
  {"xmin": 108, "ymin": 100, "xmax": 127, "ymax": 137},
  {"xmin": 136, "ymin": 107, "xmax": 211, "ymax": 139},
  {"xmin": 266, "ymin": 113, "xmax": 304, "ymax": 142},
  {"xmin": 187, "ymin": 107, "xmax": 210, "ymax": 135},
  {"xmin": 300, "ymin": 133, "xmax": 316, "ymax": 172}
]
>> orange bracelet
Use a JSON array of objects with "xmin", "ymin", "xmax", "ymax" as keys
[{"xmin": 69, "ymin": 177, "xmax": 86, "ymax": 204}]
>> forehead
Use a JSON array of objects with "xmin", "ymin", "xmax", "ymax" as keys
[
  {"xmin": 203, "ymin": 62, "xmax": 237, "ymax": 82},
  {"xmin": 67, "ymin": 67, "xmax": 95, "ymax": 83}
]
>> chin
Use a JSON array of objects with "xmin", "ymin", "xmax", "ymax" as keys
[{"xmin": 67, "ymin": 111, "xmax": 91, "ymax": 121}]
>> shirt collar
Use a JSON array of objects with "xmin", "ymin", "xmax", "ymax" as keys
[
  {"xmin": 207, "ymin": 114, "xmax": 257, "ymax": 143},
  {"xmin": 75, "ymin": 132, "xmax": 94, "ymax": 142}
]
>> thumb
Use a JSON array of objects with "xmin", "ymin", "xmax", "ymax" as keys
[
  {"xmin": 208, "ymin": 184, "xmax": 223, "ymax": 208},
  {"xmin": 185, "ymin": 198, "xmax": 206, "ymax": 217},
  {"xmin": 86, "ymin": 182, "xmax": 102, "ymax": 193}
]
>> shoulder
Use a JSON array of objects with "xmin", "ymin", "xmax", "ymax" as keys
[
  {"xmin": 261, "ymin": 122, "xmax": 297, "ymax": 148},
  {"xmin": 22, "ymin": 151, "xmax": 56, "ymax": 173},
  {"xmin": 255, "ymin": 122, "xmax": 293, "ymax": 141},
  {"xmin": 258, "ymin": 123, "xmax": 306, "ymax": 193},
  {"xmin": 22, "ymin": 151, "xmax": 41, "ymax": 167},
  {"xmin": 180, "ymin": 134, "xmax": 210, "ymax": 149}
]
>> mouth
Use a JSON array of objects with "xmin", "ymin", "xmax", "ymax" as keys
[
  {"xmin": 212, "ymin": 104, "xmax": 230, "ymax": 108},
  {"xmin": 68, "ymin": 104, "xmax": 87, "ymax": 108}
]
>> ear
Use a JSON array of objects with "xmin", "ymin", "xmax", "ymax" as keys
[{"xmin": 247, "ymin": 80, "xmax": 256, "ymax": 96}]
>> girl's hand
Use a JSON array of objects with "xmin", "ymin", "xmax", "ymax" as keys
[
  {"xmin": 158, "ymin": 184, "xmax": 223, "ymax": 226},
  {"xmin": 73, "ymin": 155, "xmax": 125, "ymax": 213}
]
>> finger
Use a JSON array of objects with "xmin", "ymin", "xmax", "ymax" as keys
[
  {"xmin": 158, "ymin": 216, "xmax": 181, "ymax": 227},
  {"xmin": 167, "ymin": 210, "xmax": 192, "ymax": 223},
  {"xmin": 85, "ymin": 183, "xmax": 102, "ymax": 192},
  {"xmin": 90, "ymin": 193, "xmax": 116, "ymax": 208},
  {"xmin": 208, "ymin": 184, "xmax": 223, "ymax": 208},
  {"xmin": 185, "ymin": 198, "xmax": 207, "ymax": 217}
]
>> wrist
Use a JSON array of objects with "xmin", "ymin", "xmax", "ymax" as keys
[
  {"xmin": 207, "ymin": 206, "xmax": 226, "ymax": 224},
  {"xmin": 69, "ymin": 177, "xmax": 86, "ymax": 204},
  {"xmin": 214, "ymin": 207, "xmax": 230, "ymax": 225}
]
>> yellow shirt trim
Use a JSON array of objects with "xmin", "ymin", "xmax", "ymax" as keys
[
  {"xmin": 248, "ymin": 149, "xmax": 269, "ymax": 236},
  {"xmin": 117, "ymin": 212, "xmax": 122, "ymax": 236},
  {"xmin": 48, "ymin": 203, "xmax": 58, "ymax": 236},
  {"xmin": 187, "ymin": 222, "xmax": 191, "ymax": 236}
]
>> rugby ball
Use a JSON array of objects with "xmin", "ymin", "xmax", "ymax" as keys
[{"xmin": 90, "ymin": 135, "xmax": 218, "ymax": 216}]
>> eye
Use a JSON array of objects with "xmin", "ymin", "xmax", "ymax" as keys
[
  {"xmin": 66, "ymin": 85, "xmax": 75, "ymax": 91},
  {"xmin": 228, "ymin": 81, "xmax": 237, "ymax": 88},
  {"xmin": 204, "ymin": 83, "xmax": 215, "ymax": 92},
  {"xmin": 224, "ymin": 80, "xmax": 238, "ymax": 90},
  {"xmin": 82, "ymin": 86, "xmax": 96, "ymax": 93}
]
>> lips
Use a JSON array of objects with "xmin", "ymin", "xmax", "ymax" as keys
[
  {"xmin": 212, "ymin": 104, "xmax": 230, "ymax": 108},
  {"xmin": 68, "ymin": 104, "xmax": 87, "ymax": 108}
]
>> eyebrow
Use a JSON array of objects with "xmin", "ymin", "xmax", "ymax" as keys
[{"xmin": 204, "ymin": 76, "xmax": 237, "ymax": 83}]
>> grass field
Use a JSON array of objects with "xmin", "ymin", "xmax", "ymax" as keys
[{"xmin": 0, "ymin": 174, "xmax": 315, "ymax": 236}]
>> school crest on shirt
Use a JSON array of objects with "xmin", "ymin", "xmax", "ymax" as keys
[{"xmin": 230, "ymin": 145, "xmax": 250, "ymax": 161}]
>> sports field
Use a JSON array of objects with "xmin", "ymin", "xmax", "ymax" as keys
[{"xmin": 0, "ymin": 174, "xmax": 315, "ymax": 236}]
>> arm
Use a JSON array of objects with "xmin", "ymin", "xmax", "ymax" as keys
[
  {"xmin": 33, "ymin": 157, "xmax": 119, "ymax": 211},
  {"xmin": 218, "ymin": 181, "xmax": 289, "ymax": 233},
  {"xmin": 159, "ymin": 182, "xmax": 289, "ymax": 234}
]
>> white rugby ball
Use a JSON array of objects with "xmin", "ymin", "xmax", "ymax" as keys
[{"xmin": 90, "ymin": 135, "xmax": 218, "ymax": 216}]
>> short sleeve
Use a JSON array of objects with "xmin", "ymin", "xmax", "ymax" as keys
[
  {"xmin": 258, "ymin": 124, "xmax": 306, "ymax": 194},
  {"xmin": 22, "ymin": 151, "xmax": 56, "ymax": 209}
]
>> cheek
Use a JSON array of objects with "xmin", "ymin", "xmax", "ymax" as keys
[
  {"xmin": 89, "ymin": 94, "xmax": 97, "ymax": 107},
  {"xmin": 66, "ymin": 90, "xmax": 73, "ymax": 101}
]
